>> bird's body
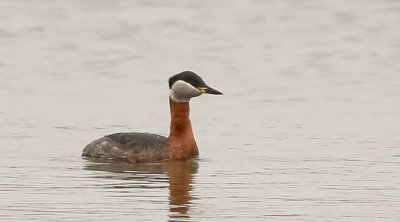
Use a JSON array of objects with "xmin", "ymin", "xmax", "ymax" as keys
[
  {"xmin": 82, "ymin": 71, "xmax": 222, "ymax": 163},
  {"xmin": 82, "ymin": 132, "xmax": 168, "ymax": 162}
]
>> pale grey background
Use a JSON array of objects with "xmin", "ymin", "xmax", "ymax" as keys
[{"xmin": 1, "ymin": 0, "xmax": 399, "ymax": 221}]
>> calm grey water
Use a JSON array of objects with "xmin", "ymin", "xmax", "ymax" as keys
[{"xmin": 1, "ymin": 0, "xmax": 400, "ymax": 221}]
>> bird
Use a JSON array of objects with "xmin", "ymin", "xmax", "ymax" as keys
[{"xmin": 82, "ymin": 71, "xmax": 222, "ymax": 163}]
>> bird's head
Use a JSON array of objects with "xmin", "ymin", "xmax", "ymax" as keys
[{"xmin": 168, "ymin": 71, "xmax": 223, "ymax": 102}]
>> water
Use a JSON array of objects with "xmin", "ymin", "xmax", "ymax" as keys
[{"xmin": 1, "ymin": 0, "xmax": 400, "ymax": 221}]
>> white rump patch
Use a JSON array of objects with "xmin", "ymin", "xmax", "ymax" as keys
[{"xmin": 169, "ymin": 80, "xmax": 201, "ymax": 102}]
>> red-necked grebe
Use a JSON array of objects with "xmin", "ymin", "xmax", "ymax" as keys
[{"xmin": 82, "ymin": 71, "xmax": 222, "ymax": 163}]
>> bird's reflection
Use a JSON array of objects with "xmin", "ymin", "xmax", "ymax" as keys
[
  {"xmin": 168, "ymin": 160, "xmax": 198, "ymax": 218},
  {"xmin": 84, "ymin": 159, "xmax": 198, "ymax": 220}
]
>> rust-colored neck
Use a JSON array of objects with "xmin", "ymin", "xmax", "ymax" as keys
[{"xmin": 168, "ymin": 98, "xmax": 199, "ymax": 160}]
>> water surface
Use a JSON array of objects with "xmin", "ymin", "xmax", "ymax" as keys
[{"xmin": 1, "ymin": 0, "xmax": 400, "ymax": 221}]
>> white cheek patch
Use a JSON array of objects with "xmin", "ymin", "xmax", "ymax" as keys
[{"xmin": 170, "ymin": 80, "xmax": 201, "ymax": 102}]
